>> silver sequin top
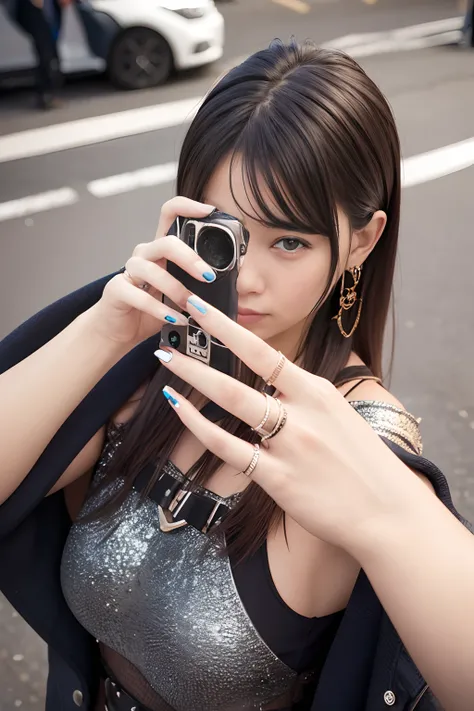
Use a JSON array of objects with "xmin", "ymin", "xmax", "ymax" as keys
[
  {"xmin": 351, "ymin": 401, "xmax": 423, "ymax": 455},
  {"xmin": 60, "ymin": 400, "xmax": 422, "ymax": 711}
]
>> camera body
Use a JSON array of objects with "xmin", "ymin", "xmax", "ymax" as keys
[{"xmin": 160, "ymin": 210, "xmax": 249, "ymax": 377}]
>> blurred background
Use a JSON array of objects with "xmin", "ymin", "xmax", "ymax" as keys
[{"xmin": 0, "ymin": 0, "xmax": 473, "ymax": 708}]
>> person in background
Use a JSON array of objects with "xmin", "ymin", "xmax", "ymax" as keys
[
  {"xmin": 8, "ymin": 0, "xmax": 70, "ymax": 109},
  {"xmin": 461, "ymin": 0, "xmax": 474, "ymax": 46}
]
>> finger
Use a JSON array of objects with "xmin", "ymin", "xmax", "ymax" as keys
[
  {"xmin": 125, "ymin": 256, "xmax": 192, "ymax": 310},
  {"xmin": 184, "ymin": 295, "xmax": 306, "ymax": 395},
  {"xmin": 156, "ymin": 196, "xmax": 215, "ymax": 240},
  {"xmin": 155, "ymin": 347, "xmax": 273, "ymax": 429},
  {"xmin": 107, "ymin": 275, "xmax": 188, "ymax": 326},
  {"xmin": 162, "ymin": 386, "xmax": 272, "ymax": 478},
  {"xmin": 133, "ymin": 235, "xmax": 217, "ymax": 284}
]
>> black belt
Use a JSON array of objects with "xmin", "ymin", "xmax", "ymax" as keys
[
  {"xmin": 133, "ymin": 462, "xmax": 233, "ymax": 535},
  {"xmin": 102, "ymin": 666, "xmax": 316, "ymax": 711},
  {"xmin": 104, "ymin": 676, "xmax": 162, "ymax": 711}
]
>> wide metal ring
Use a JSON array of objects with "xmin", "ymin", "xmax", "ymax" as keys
[
  {"xmin": 123, "ymin": 269, "xmax": 151, "ymax": 292},
  {"xmin": 260, "ymin": 401, "xmax": 288, "ymax": 442},
  {"xmin": 266, "ymin": 351, "xmax": 286, "ymax": 386},
  {"xmin": 252, "ymin": 393, "xmax": 273, "ymax": 435},
  {"xmin": 241, "ymin": 444, "xmax": 260, "ymax": 478}
]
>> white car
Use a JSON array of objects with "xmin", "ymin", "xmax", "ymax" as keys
[{"xmin": 0, "ymin": 0, "xmax": 225, "ymax": 90}]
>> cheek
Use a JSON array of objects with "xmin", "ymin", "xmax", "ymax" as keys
[{"xmin": 275, "ymin": 258, "xmax": 329, "ymax": 318}]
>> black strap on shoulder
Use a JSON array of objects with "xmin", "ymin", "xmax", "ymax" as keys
[
  {"xmin": 343, "ymin": 379, "xmax": 366, "ymax": 399},
  {"xmin": 335, "ymin": 365, "xmax": 375, "ymax": 386}
]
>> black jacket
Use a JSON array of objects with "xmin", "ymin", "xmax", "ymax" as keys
[{"xmin": 0, "ymin": 271, "xmax": 469, "ymax": 711}]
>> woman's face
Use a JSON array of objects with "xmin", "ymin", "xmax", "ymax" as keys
[{"xmin": 204, "ymin": 157, "xmax": 353, "ymax": 356}]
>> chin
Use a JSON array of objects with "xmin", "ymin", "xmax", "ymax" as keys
[{"xmin": 242, "ymin": 322, "xmax": 277, "ymax": 341}]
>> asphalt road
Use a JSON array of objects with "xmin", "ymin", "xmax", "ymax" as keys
[{"xmin": 0, "ymin": 0, "xmax": 473, "ymax": 709}]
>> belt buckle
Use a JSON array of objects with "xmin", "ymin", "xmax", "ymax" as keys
[{"xmin": 158, "ymin": 488, "xmax": 190, "ymax": 532}]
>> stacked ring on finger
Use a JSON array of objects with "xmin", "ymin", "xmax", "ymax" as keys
[
  {"xmin": 260, "ymin": 398, "xmax": 288, "ymax": 442},
  {"xmin": 252, "ymin": 393, "xmax": 288, "ymax": 443},
  {"xmin": 241, "ymin": 444, "xmax": 261, "ymax": 478},
  {"xmin": 123, "ymin": 268, "xmax": 151, "ymax": 292},
  {"xmin": 252, "ymin": 393, "xmax": 273, "ymax": 436}
]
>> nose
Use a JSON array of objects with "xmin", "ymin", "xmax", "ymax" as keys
[{"xmin": 236, "ymin": 240, "xmax": 266, "ymax": 296}]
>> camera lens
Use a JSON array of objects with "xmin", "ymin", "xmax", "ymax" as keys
[
  {"xmin": 168, "ymin": 331, "xmax": 181, "ymax": 349},
  {"xmin": 196, "ymin": 226, "xmax": 235, "ymax": 271}
]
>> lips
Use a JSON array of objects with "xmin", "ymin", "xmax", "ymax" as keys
[
  {"xmin": 237, "ymin": 307, "xmax": 266, "ymax": 325},
  {"xmin": 237, "ymin": 307, "xmax": 264, "ymax": 317}
]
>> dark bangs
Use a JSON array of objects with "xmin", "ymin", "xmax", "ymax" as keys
[{"xmin": 228, "ymin": 105, "xmax": 338, "ymax": 242}]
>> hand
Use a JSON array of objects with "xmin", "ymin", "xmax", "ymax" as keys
[
  {"xmin": 87, "ymin": 197, "xmax": 216, "ymax": 347},
  {"xmin": 30, "ymin": 0, "xmax": 44, "ymax": 7},
  {"xmin": 155, "ymin": 294, "xmax": 425, "ymax": 556}
]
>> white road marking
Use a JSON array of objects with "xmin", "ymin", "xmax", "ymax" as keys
[
  {"xmin": 0, "ymin": 17, "xmax": 463, "ymax": 165},
  {"xmin": 0, "ymin": 16, "xmax": 471, "ymax": 223},
  {"xmin": 388, "ymin": 16, "xmax": 463, "ymax": 40},
  {"xmin": 1, "ymin": 137, "xmax": 473, "ymax": 222},
  {"xmin": 85, "ymin": 137, "xmax": 474, "ymax": 197},
  {"xmin": 88, "ymin": 162, "xmax": 178, "ymax": 198},
  {"xmin": 324, "ymin": 17, "xmax": 463, "ymax": 50},
  {"xmin": 402, "ymin": 137, "xmax": 474, "ymax": 188},
  {"xmin": 0, "ymin": 188, "xmax": 79, "ymax": 222},
  {"xmin": 346, "ymin": 30, "xmax": 461, "ymax": 57},
  {"xmin": 271, "ymin": 0, "xmax": 311, "ymax": 12},
  {"xmin": 0, "ymin": 97, "xmax": 201, "ymax": 164}
]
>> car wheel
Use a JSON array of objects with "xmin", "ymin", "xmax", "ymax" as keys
[{"xmin": 108, "ymin": 28, "xmax": 173, "ymax": 90}]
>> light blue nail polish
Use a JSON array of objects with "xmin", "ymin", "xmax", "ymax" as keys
[
  {"xmin": 187, "ymin": 296, "xmax": 207, "ymax": 314},
  {"xmin": 165, "ymin": 315, "xmax": 177, "ymax": 324},
  {"xmin": 203, "ymin": 271, "xmax": 216, "ymax": 283},
  {"xmin": 162, "ymin": 387, "xmax": 180, "ymax": 408}
]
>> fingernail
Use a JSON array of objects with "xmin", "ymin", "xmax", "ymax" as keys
[
  {"xmin": 162, "ymin": 387, "xmax": 180, "ymax": 408},
  {"xmin": 155, "ymin": 349, "xmax": 173, "ymax": 363},
  {"xmin": 196, "ymin": 262, "xmax": 216, "ymax": 282},
  {"xmin": 187, "ymin": 295, "xmax": 207, "ymax": 315},
  {"xmin": 168, "ymin": 314, "xmax": 189, "ymax": 326}
]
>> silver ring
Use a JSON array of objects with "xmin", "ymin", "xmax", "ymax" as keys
[
  {"xmin": 241, "ymin": 444, "xmax": 260, "ymax": 478},
  {"xmin": 123, "ymin": 269, "xmax": 150, "ymax": 292}
]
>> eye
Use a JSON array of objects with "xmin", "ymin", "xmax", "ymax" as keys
[{"xmin": 273, "ymin": 237, "xmax": 308, "ymax": 252}]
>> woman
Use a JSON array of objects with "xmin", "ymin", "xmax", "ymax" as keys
[{"xmin": 0, "ymin": 40, "xmax": 472, "ymax": 711}]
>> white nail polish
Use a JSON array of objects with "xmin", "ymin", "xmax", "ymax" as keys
[{"xmin": 154, "ymin": 349, "xmax": 173, "ymax": 363}]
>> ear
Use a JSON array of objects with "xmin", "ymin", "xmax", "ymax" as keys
[{"xmin": 348, "ymin": 210, "xmax": 387, "ymax": 268}]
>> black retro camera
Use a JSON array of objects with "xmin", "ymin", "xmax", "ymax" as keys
[{"xmin": 160, "ymin": 210, "xmax": 249, "ymax": 377}]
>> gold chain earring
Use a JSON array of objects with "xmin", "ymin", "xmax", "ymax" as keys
[{"xmin": 333, "ymin": 266, "xmax": 363, "ymax": 338}]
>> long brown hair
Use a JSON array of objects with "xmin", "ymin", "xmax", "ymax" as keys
[{"xmin": 95, "ymin": 39, "xmax": 401, "ymax": 561}]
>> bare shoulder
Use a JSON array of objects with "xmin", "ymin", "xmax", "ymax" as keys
[
  {"xmin": 339, "ymin": 378, "xmax": 406, "ymax": 410},
  {"xmin": 340, "ymin": 379, "xmax": 435, "ymax": 493}
]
